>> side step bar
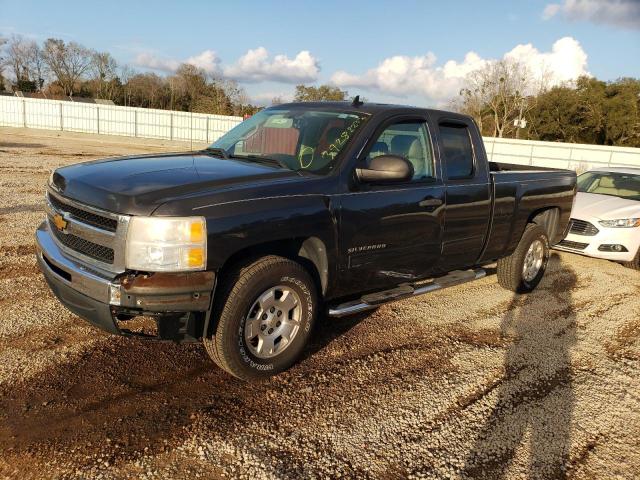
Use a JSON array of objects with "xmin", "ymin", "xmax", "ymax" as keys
[{"xmin": 327, "ymin": 268, "xmax": 487, "ymax": 318}]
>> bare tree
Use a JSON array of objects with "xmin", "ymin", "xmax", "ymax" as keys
[
  {"xmin": 0, "ymin": 36, "xmax": 6, "ymax": 90},
  {"xmin": 26, "ymin": 42, "xmax": 48, "ymax": 91},
  {"xmin": 119, "ymin": 64, "xmax": 136, "ymax": 106},
  {"xmin": 4, "ymin": 35, "xmax": 32, "ymax": 83},
  {"xmin": 42, "ymin": 38, "xmax": 93, "ymax": 96},
  {"xmin": 458, "ymin": 59, "xmax": 533, "ymax": 138},
  {"xmin": 91, "ymin": 51, "xmax": 118, "ymax": 99},
  {"xmin": 457, "ymin": 75, "xmax": 491, "ymax": 135}
]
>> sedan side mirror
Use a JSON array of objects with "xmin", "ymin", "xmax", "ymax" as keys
[{"xmin": 356, "ymin": 155, "xmax": 414, "ymax": 183}]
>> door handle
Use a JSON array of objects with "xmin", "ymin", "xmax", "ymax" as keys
[{"xmin": 419, "ymin": 198, "xmax": 443, "ymax": 208}]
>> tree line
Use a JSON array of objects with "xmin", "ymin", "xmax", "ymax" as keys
[
  {"xmin": 0, "ymin": 35, "xmax": 260, "ymax": 116},
  {"xmin": 1, "ymin": 35, "xmax": 637, "ymax": 147},
  {"xmin": 452, "ymin": 59, "xmax": 640, "ymax": 148}
]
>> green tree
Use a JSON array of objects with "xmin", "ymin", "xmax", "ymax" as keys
[
  {"xmin": 294, "ymin": 84, "xmax": 348, "ymax": 102},
  {"xmin": 528, "ymin": 86, "xmax": 582, "ymax": 142},
  {"xmin": 603, "ymin": 78, "xmax": 640, "ymax": 147}
]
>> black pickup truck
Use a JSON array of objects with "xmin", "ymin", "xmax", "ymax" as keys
[{"xmin": 37, "ymin": 101, "xmax": 577, "ymax": 380}]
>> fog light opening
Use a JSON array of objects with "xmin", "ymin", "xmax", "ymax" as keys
[{"xmin": 598, "ymin": 244, "xmax": 629, "ymax": 252}]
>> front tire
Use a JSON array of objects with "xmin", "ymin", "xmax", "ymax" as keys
[
  {"xmin": 497, "ymin": 223, "xmax": 550, "ymax": 293},
  {"xmin": 204, "ymin": 255, "xmax": 317, "ymax": 381}
]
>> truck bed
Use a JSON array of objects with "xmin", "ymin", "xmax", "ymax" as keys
[
  {"xmin": 478, "ymin": 164, "xmax": 576, "ymax": 264},
  {"xmin": 489, "ymin": 161, "xmax": 565, "ymax": 173}
]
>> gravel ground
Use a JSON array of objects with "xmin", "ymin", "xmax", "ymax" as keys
[{"xmin": 0, "ymin": 127, "xmax": 639, "ymax": 480}]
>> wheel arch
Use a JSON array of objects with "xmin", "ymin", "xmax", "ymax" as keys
[
  {"xmin": 528, "ymin": 207, "xmax": 562, "ymax": 244},
  {"xmin": 216, "ymin": 236, "xmax": 330, "ymax": 298}
]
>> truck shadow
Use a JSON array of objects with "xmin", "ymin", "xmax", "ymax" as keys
[{"xmin": 463, "ymin": 256, "xmax": 577, "ymax": 478}]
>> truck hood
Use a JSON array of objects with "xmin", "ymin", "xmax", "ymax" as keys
[
  {"xmin": 573, "ymin": 192, "xmax": 640, "ymax": 220},
  {"xmin": 50, "ymin": 152, "xmax": 299, "ymax": 215}
]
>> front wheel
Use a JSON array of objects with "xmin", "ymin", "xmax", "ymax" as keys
[
  {"xmin": 497, "ymin": 223, "xmax": 550, "ymax": 293},
  {"xmin": 204, "ymin": 255, "xmax": 317, "ymax": 381}
]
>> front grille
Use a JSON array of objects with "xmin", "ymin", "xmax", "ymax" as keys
[
  {"xmin": 48, "ymin": 194, "xmax": 118, "ymax": 232},
  {"xmin": 50, "ymin": 222, "xmax": 115, "ymax": 264},
  {"xmin": 569, "ymin": 218, "xmax": 598, "ymax": 236},
  {"xmin": 558, "ymin": 239, "xmax": 589, "ymax": 251}
]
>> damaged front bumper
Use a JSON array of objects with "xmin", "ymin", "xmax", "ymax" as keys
[{"xmin": 35, "ymin": 221, "xmax": 215, "ymax": 341}]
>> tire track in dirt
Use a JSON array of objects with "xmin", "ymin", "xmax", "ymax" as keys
[{"xmin": 0, "ymin": 310, "xmax": 475, "ymax": 478}]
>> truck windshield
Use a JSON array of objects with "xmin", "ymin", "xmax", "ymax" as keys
[
  {"xmin": 577, "ymin": 171, "xmax": 640, "ymax": 201},
  {"xmin": 207, "ymin": 108, "xmax": 369, "ymax": 173}
]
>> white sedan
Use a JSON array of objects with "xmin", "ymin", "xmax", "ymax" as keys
[{"xmin": 555, "ymin": 167, "xmax": 640, "ymax": 270}]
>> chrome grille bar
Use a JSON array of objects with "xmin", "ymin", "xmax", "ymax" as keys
[{"xmin": 45, "ymin": 188, "xmax": 130, "ymax": 273}]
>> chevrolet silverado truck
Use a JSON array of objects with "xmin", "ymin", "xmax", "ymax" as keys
[{"xmin": 36, "ymin": 101, "xmax": 577, "ymax": 380}]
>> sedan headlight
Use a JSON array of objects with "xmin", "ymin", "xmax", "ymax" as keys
[
  {"xmin": 126, "ymin": 216, "xmax": 207, "ymax": 271},
  {"xmin": 598, "ymin": 218, "xmax": 640, "ymax": 228}
]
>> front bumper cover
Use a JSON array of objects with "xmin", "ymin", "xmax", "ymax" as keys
[
  {"xmin": 555, "ymin": 220, "xmax": 640, "ymax": 262},
  {"xmin": 35, "ymin": 220, "xmax": 215, "ymax": 339}
]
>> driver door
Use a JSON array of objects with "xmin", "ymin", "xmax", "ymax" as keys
[{"xmin": 338, "ymin": 118, "xmax": 445, "ymax": 294}]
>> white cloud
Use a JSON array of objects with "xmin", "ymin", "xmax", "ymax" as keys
[
  {"xmin": 223, "ymin": 47, "xmax": 319, "ymax": 83},
  {"xmin": 185, "ymin": 50, "xmax": 221, "ymax": 74},
  {"xmin": 134, "ymin": 52, "xmax": 181, "ymax": 72},
  {"xmin": 134, "ymin": 47, "xmax": 319, "ymax": 83},
  {"xmin": 504, "ymin": 37, "xmax": 588, "ymax": 86},
  {"xmin": 135, "ymin": 49, "xmax": 220, "ymax": 74},
  {"xmin": 330, "ymin": 37, "xmax": 589, "ymax": 103},
  {"xmin": 543, "ymin": 0, "xmax": 640, "ymax": 29}
]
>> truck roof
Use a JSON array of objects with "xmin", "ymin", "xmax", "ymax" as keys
[
  {"xmin": 590, "ymin": 167, "xmax": 640, "ymax": 175},
  {"xmin": 275, "ymin": 101, "xmax": 471, "ymax": 119}
]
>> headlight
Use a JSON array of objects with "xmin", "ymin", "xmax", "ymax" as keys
[
  {"xmin": 598, "ymin": 218, "xmax": 640, "ymax": 228},
  {"xmin": 126, "ymin": 216, "xmax": 207, "ymax": 271}
]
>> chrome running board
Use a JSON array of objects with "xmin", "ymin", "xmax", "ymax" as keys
[{"xmin": 327, "ymin": 268, "xmax": 487, "ymax": 318}]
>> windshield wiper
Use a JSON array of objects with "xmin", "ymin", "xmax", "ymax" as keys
[
  {"xmin": 203, "ymin": 147, "xmax": 229, "ymax": 159},
  {"xmin": 230, "ymin": 154, "xmax": 289, "ymax": 170}
]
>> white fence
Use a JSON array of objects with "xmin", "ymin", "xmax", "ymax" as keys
[
  {"xmin": 1, "ymin": 95, "xmax": 639, "ymax": 171},
  {"xmin": 0, "ymin": 96, "xmax": 243, "ymax": 144},
  {"xmin": 483, "ymin": 136, "xmax": 640, "ymax": 172}
]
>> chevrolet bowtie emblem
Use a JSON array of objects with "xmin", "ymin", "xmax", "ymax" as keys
[{"xmin": 53, "ymin": 213, "xmax": 68, "ymax": 232}]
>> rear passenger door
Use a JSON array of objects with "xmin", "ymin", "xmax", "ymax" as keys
[
  {"xmin": 339, "ymin": 117, "xmax": 445, "ymax": 292},
  {"xmin": 432, "ymin": 115, "xmax": 491, "ymax": 270}
]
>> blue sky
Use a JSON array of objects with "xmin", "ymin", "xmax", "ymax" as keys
[{"xmin": 1, "ymin": 0, "xmax": 639, "ymax": 106}]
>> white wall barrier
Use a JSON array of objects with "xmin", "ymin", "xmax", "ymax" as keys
[
  {"xmin": 483, "ymin": 136, "xmax": 640, "ymax": 172},
  {"xmin": 0, "ymin": 96, "xmax": 243, "ymax": 144},
  {"xmin": 1, "ymin": 95, "xmax": 639, "ymax": 171}
]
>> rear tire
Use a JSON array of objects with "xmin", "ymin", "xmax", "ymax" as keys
[
  {"xmin": 623, "ymin": 248, "xmax": 640, "ymax": 270},
  {"xmin": 497, "ymin": 224, "xmax": 550, "ymax": 293},
  {"xmin": 204, "ymin": 255, "xmax": 317, "ymax": 381}
]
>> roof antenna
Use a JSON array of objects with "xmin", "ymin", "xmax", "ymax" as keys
[{"xmin": 352, "ymin": 95, "xmax": 364, "ymax": 107}]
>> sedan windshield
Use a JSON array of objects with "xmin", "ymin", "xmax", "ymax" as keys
[
  {"xmin": 577, "ymin": 171, "xmax": 640, "ymax": 201},
  {"xmin": 207, "ymin": 108, "xmax": 369, "ymax": 173}
]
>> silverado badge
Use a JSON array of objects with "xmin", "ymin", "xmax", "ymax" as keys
[{"xmin": 52, "ymin": 213, "xmax": 67, "ymax": 232}]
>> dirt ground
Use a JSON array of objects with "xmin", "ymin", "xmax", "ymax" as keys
[{"xmin": 0, "ymin": 127, "xmax": 639, "ymax": 480}]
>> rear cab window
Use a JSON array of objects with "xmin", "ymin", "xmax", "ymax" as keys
[{"xmin": 438, "ymin": 123, "xmax": 475, "ymax": 180}]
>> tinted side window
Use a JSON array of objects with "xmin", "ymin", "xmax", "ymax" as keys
[
  {"xmin": 367, "ymin": 122, "xmax": 434, "ymax": 181},
  {"xmin": 439, "ymin": 123, "xmax": 474, "ymax": 179}
]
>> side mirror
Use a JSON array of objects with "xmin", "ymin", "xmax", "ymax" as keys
[{"xmin": 356, "ymin": 155, "xmax": 414, "ymax": 183}]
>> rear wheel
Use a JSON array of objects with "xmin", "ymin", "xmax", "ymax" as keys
[
  {"xmin": 623, "ymin": 248, "xmax": 640, "ymax": 270},
  {"xmin": 497, "ymin": 223, "xmax": 550, "ymax": 293},
  {"xmin": 204, "ymin": 255, "xmax": 317, "ymax": 381}
]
